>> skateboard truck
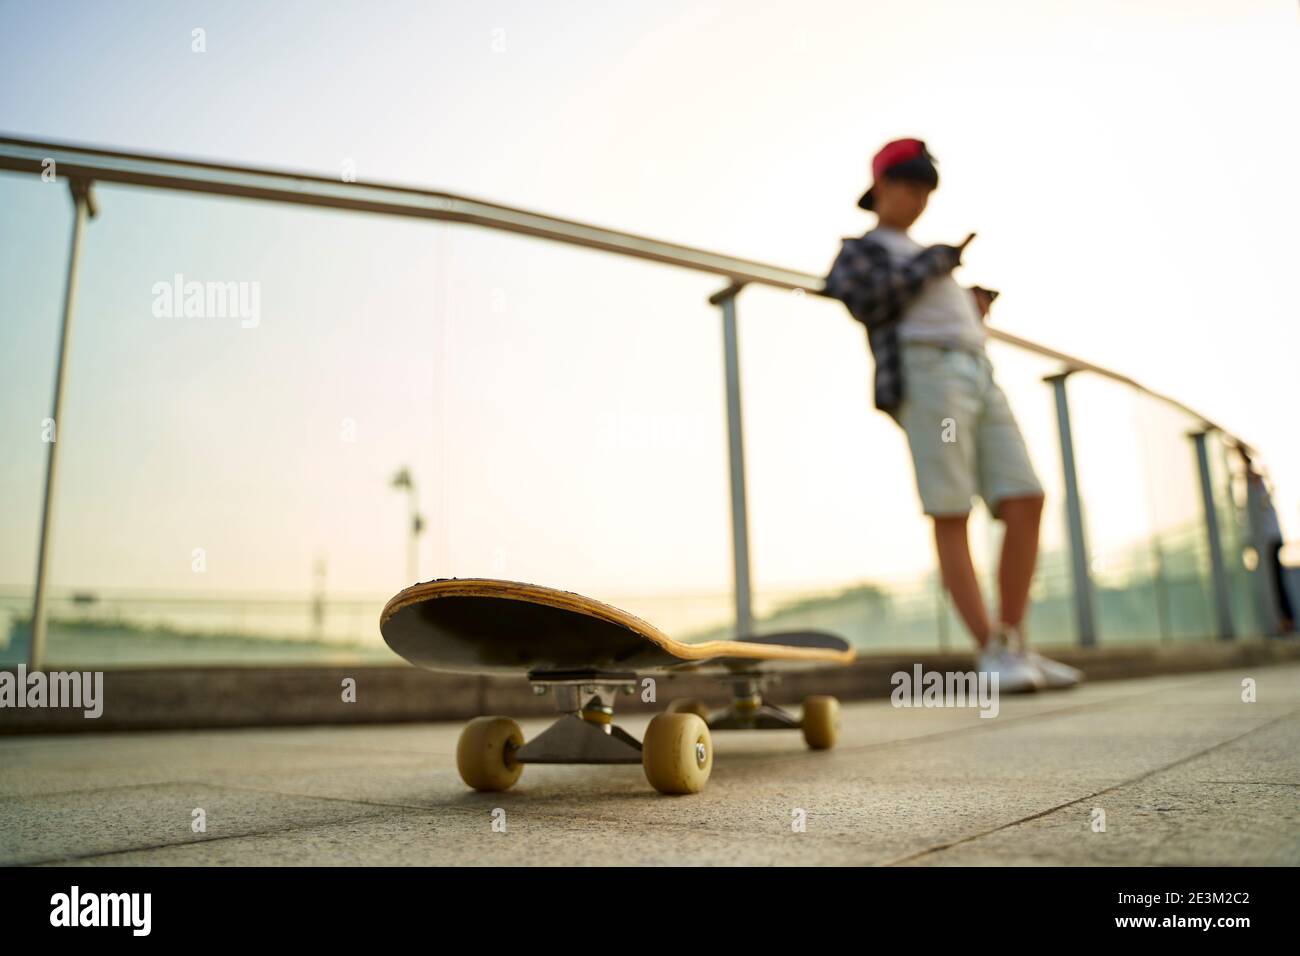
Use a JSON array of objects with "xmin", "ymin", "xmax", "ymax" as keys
[
  {"xmin": 665, "ymin": 670, "xmax": 841, "ymax": 750},
  {"xmin": 705, "ymin": 673, "xmax": 802, "ymax": 731},
  {"xmin": 514, "ymin": 671, "xmax": 643, "ymax": 765}
]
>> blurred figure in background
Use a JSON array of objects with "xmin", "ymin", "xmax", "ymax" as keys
[{"xmin": 1240, "ymin": 446, "xmax": 1294, "ymax": 634}]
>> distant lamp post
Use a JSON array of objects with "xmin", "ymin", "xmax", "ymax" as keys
[
  {"xmin": 390, "ymin": 467, "xmax": 425, "ymax": 584},
  {"xmin": 311, "ymin": 556, "xmax": 327, "ymax": 640}
]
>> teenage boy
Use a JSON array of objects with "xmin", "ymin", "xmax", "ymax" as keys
[{"xmin": 824, "ymin": 138, "xmax": 1081, "ymax": 691}]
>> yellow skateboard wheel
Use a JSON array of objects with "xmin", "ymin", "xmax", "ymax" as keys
[
  {"xmin": 801, "ymin": 696, "xmax": 840, "ymax": 750},
  {"xmin": 642, "ymin": 713, "xmax": 712, "ymax": 795},
  {"xmin": 456, "ymin": 716, "xmax": 524, "ymax": 792},
  {"xmin": 666, "ymin": 698, "xmax": 712, "ymax": 722}
]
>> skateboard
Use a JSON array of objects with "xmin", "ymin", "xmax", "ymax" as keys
[{"xmin": 380, "ymin": 578, "xmax": 855, "ymax": 795}]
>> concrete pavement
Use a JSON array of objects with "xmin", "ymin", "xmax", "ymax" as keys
[{"xmin": 2, "ymin": 662, "xmax": 1297, "ymax": 866}]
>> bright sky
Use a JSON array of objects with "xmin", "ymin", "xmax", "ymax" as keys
[{"xmin": 0, "ymin": 0, "xmax": 1295, "ymax": 615}]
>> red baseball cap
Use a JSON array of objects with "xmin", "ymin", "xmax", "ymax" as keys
[{"xmin": 858, "ymin": 138, "xmax": 940, "ymax": 210}]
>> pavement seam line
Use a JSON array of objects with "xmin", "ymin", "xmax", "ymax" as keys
[
  {"xmin": 32, "ymin": 794, "xmax": 753, "ymax": 866},
  {"xmin": 877, "ymin": 706, "xmax": 1300, "ymax": 867},
  {"xmin": 18, "ymin": 804, "xmax": 398, "ymax": 867}
]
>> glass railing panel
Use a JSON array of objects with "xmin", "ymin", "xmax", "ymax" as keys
[
  {"xmin": 1, "ymin": 172, "xmax": 87, "ymax": 665},
  {"xmin": 0, "ymin": 179, "xmax": 738, "ymax": 665},
  {"xmin": 734, "ymin": 284, "xmax": 947, "ymax": 651},
  {"xmin": 1063, "ymin": 375, "xmax": 1172, "ymax": 643},
  {"xmin": 736, "ymin": 294, "xmax": 1077, "ymax": 653},
  {"xmin": 979, "ymin": 340, "xmax": 1075, "ymax": 649},
  {"xmin": 1128, "ymin": 393, "xmax": 1218, "ymax": 641}
]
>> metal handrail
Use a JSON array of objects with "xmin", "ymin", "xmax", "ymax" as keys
[{"xmin": 0, "ymin": 134, "xmax": 1245, "ymax": 447}]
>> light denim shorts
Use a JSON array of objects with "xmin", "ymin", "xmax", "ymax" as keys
[{"xmin": 895, "ymin": 342, "xmax": 1044, "ymax": 518}]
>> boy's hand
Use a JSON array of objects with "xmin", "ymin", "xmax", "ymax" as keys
[{"xmin": 971, "ymin": 285, "xmax": 997, "ymax": 319}]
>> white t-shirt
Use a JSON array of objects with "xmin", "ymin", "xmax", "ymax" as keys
[{"xmin": 868, "ymin": 226, "xmax": 987, "ymax": 352}]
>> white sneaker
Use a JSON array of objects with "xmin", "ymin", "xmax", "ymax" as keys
[
  {"xmin": 976, "ymin": 629, "xmax": 1044, "ymax": 694},
  {"xmin": 1002, "ymin": 624, "xmax": 1083, "ymax": 689}
]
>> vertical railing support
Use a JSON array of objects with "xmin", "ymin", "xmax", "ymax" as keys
[
  {"xmin": 1191, "ymin": 429, "xmax": 1235, "ymax": 640},
  {"xmin": 709, "ymin": 281, "xmax": 753, "ymax": 639},
  {"xmin": 1241, "ymin": 460, "xmax": 1282, "ymax": 636},
  {"xmin": 30, "ymin": 177, "xmax": 97, "ymax": 670},
  {"xmin": 1044, "ymin": 371, "xmax": 1097, "ymax": 646}
]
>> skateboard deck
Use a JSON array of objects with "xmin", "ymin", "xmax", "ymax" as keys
[{"xmin": 380, "ymin": 578, "xmax": 855, "ymax": 676}]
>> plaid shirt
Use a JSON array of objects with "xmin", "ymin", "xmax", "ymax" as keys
[{"xmin": 822, "ymin": 233, "xmax": 962, "ymax": 419}]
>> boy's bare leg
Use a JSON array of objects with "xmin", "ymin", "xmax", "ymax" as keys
[
  {"xmin": 933, "ymin": 513, "xmax": 992, "ymax": 647},
  {"xmin": 995, "ymin": 494, "xmax": 1045, "ymax": 631}
]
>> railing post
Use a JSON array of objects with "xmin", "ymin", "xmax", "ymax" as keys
[
  {"xmin": 1241, "ymin": 460, "xmax": 1282, "ymax": 636},
  {"xmin": 30, "ymin": 177, "xmax": 97, "ymax": 670},
  {"xmin": 1044, "ymin": 371, "xmax": 1097, "ymax": 646},
  {"xmin": 1191, "ymin": 429, "xmax": 1235, "ymax": 640},
  {"xmin": 1216, "ymin": 439, "xmax": 1261, "ymax": 636},
  {"xmin": 709, "ymin": 282, "xmax": 753, "ymax": 639}
]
